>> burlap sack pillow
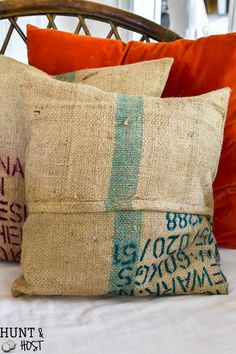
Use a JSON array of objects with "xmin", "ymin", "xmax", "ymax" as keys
[
  {"xmin": 11, "ymin": 62, "xmax": 230, "ymax": 296},
  {"xmin": 55, "ymin": 58, "xmax": 173, "ymax": 96},
  {"xmin": 0, "ymin": 55, "xmax": 173, "ymax": 262}
]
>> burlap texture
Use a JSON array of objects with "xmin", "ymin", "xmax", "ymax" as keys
[
  {"xmin": 10, "ymin": 62, "xmax": 230, "ymax": 296},
  {"xmin": 13, "ymin": 213, "xmax": 227, "ymax": 296},
  {"xmin": 0, "ymin": 55, "xmax": 172, "ymax": 262},
  {"xmin": 55, "ymin": 58, "xmax": 174, "ymax": 96}
]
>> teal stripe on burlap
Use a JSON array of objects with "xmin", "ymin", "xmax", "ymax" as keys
[
  {"xmin": 55, "ymin": 72, "xmax": 76, "ymax": 83},
  {"xmin": 106, "ymin": 94, "xmax": 144, "ymax": 296}
]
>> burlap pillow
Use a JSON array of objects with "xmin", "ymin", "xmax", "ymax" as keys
[
  {"xmin": 55, "ymin": 58, "xmax": 173, "ymax": 96},
  {"xmin": 11, "ymin": 62, "xmax": 230, "ymax": 296},
  {"xmin": 0, "ymin": 55, "xmax": 173, "ymax": 262}
]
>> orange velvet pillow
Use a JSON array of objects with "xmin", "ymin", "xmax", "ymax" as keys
[
  {"xmin": 122, "ymin": 34, "xmax": 236, "ymax": 249},
  {"xmin": 27, "ymin": 25, "xmax": 125, "ymax": 75}
]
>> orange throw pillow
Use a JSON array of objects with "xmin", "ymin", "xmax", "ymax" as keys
[
  {"xmin": 27, "ymin": 25, "xmax": 125, "ymax": 75},
  {"xmin": 122, "ymin": 34, "xmax": 236, "ymax": 249}
]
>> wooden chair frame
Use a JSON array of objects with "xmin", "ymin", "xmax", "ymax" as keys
[{"xmin": 0, "ymin": 0, "xmax": 181, "ymax": 55}]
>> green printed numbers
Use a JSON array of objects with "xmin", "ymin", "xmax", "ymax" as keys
[{"xmin": 166, "ymin": 212, "xmax": 203, "ymax": 231}]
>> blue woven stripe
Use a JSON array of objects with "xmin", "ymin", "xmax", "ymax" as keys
[{"xmin": 107, "ymin": 94, "xmax": 144, "ymax": 295}]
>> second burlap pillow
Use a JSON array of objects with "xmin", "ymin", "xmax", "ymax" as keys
[
  {"xmin": 55, "ymin": 58, "xmax": 173, "ymax": 96},
  {"xmin": 0, "ymin": 55, "xmax": 173, "ymax": 262}
]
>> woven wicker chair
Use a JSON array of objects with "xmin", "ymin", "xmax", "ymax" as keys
[{"xmin": 0, "ymin": 0, "xmax": 181, "ymax": 56}]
